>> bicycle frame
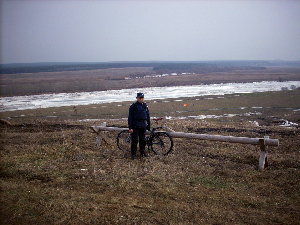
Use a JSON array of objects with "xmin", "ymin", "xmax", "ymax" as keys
[{"xmin": 116, "ymin": 118, "xmax": 174, "ymax": 155}]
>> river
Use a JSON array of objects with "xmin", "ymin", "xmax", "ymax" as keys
[{"xmin": 1, "ymin": 81, "xmax": 300, "ymax": 112}]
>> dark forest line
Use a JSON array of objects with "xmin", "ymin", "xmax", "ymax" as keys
[{"xmin": 1, "ymin": 60, "xmax": 300, "ymax": 74}]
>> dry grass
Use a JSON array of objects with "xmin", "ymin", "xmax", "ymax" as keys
[
  {"xmin": 1, "ymin": 119, "xmax": 300, "ymax": 224},
  {"xmin": 1, "ymin": 90, "xmax": 300, "ymax": 224}
]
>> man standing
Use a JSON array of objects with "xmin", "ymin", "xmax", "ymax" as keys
[{"xmin": 128, "ymin": 93, "xmax": 150, "ymax": 159}]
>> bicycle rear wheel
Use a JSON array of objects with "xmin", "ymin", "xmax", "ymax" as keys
[
  {"xmin": 150, "ymin": 132, "xmax": 173, "ymax": 155},
  {"xmin": 117, "ymin": 130, "xmax": 131, "ymax": 153}
]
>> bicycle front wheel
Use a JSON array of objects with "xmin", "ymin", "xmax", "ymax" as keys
[
  {"xmin": 150, "ymin": 132, "xmax": 173, "ymax": 155},
  {"xmin": 117, "ymin": 130, "xmax": 131, "ymax": 153}
]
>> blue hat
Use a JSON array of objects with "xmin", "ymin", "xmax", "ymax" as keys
[{"xmin": 136, "ymin": 92, "xmax": 144, "ymax": 98}]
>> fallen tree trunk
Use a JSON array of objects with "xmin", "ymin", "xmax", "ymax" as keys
[{"xmin": 91, "ymin": 126, "xmax": 279, "ymax": 146}]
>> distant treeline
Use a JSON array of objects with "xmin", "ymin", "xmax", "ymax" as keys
[
  {"xmin": 0, "ymin": 62, "xmax": 147, "ymax": 74},
  {"xmin": 1, "ymin": 60, "xmax": 300, "ymax": 74},
  {"xmin": 152, "ymin": 63, "xmax": 265, "ymax": 74}
]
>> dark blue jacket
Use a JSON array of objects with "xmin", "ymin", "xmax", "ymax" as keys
[{"xmin": 128, "ymin": 102, "xmax": 150, "ymax": 130}]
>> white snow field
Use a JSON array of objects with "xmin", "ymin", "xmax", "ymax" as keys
[{"xmin": 1, "ymin": 81, "xmax": 300, "ymax": 112}]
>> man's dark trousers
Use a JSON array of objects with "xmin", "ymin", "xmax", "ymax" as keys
[{"xmin": 131, "ymin": 127, "xmax": 146, "ymax": 157}]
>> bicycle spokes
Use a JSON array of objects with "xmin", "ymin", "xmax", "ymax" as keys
[
  {"xmin": 150, "ymin": 132, "xmax": 173, "ymax": 155},
  {"xmin": 117, "ymin": 131, "xmax": 131, "ymax": 153}
]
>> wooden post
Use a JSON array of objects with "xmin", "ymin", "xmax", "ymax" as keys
[
  {"xmin": 258, "ymin": 136, "xmax": 269, "ymax": 171},
  {"xmin": 93, "ymin": 122, "xmax": 109, "ymax": 147}
]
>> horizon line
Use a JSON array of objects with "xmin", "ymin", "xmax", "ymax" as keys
[{"xmin": 2, "ymin": 59, "xmax": 300, "ymax": 66}]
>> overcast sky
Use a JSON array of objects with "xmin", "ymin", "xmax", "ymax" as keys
[{"xmin": 1, "ymin": 0, "xmax": 300, "ymax": 64}]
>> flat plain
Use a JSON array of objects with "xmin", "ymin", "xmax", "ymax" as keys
[{"xmin": 1, "ymin": 66, "xmax": 300, "ymax": 96}]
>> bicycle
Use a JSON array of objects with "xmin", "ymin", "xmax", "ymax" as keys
[{"xmin": 116, "ymin": 118, "xmax": 174, "ymax": 156}]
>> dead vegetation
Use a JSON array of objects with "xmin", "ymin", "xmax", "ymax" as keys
[
  {"xmin": 1, "ymin": 119, "xmax": 300, "ymax": 224},
  {"xmin": 1, "ymin": 89, "xmax": 300, "ymax": 224}
]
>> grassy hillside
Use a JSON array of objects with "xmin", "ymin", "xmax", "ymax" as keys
[{"xmin": 1, "ymin": 90, "xmax": 299, "ymax": 224}]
